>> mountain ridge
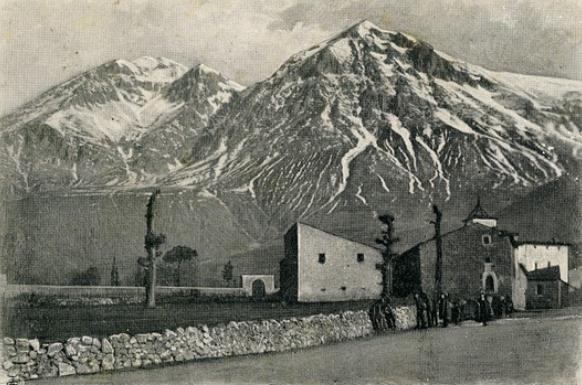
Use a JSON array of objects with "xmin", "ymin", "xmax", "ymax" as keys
[{"xmin": 1, "ymin": 20, "xmax": 581, "ymax": 285}]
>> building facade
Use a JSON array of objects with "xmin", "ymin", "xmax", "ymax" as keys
[
  {"xmin": 393, "ymin": 200, "xmax": 570, "ymax": 310},
  {"xmin": 280, "ymin": 223, "xmax": 383, "ymax": 302},
  {"xmin": 525, "ymin": 266, "xmax": 568, "ymax": 309}
]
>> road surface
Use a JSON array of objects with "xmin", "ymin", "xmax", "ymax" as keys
[{"xmin": 36, "ymin": 315, "xmax": 582, "ymax": 385}]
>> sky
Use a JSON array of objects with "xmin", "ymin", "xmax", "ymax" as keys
[{"xmin": 0, "ymin": 0, "xmax": 581, "ymax": 116}]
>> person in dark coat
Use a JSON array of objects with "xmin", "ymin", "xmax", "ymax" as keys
[
  {"xmin": 414, "ymin": 292, "xmax": 428, "ymax": 329},
  {"xmin": 369, "ymin": 298, "xmax": 388, "ymax": 332},
  {"xmin": 420, "ymin": 292, "xmax": 434, "ymax": 328},
  {"xmin": 430, "ymin": 296, "xmax": 438, "ymax": 327},
  {"xmin": 478, "ymin": 291, "xmax": 489, "ymax": 326},
  {"xmin": 382, "ymin": 297, "xmax": 396, "ymax": 330},
  {"xmin": 438, "ymin": 293, "xmax": 451, "ymax": 327}
]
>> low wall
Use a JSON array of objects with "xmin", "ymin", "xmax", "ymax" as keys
[
  {"xmin": 1, "ymin": 307, "xmax": 416, "ymax": 382},
  {"xmin": 1, "ymin": 285, "xmax": 248, "ymax": 301}
]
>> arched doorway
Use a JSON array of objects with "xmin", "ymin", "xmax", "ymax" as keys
[
  {"xmin": 252, "ymin": 279, "xmax": 266, "ymax": 299},
  {"xmin": 485, "ymin": 275, "xmax": 495, "ymax": 292}
]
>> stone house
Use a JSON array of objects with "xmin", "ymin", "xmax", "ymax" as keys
[
  {"xmin": 392, "ymin": 200, "xmax": 570, "ymax": 310},
  {"xmin": 279, "ymin": 223, "xmax": 383, "ymax": 302},
  {"xmin": 525, "ymin": 266, "xmax": 568, "ymax": 309}
]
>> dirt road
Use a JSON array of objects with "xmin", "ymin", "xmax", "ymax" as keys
[{"xmin": 34, "ymin": 313, "xmax": 582, "ymax": 385}]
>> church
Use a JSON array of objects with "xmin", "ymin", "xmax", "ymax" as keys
[{"xmin": 392, "ymin": 200, "xmax": 570, "ymax": 310}]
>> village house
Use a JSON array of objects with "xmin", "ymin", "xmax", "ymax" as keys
[
  {"xmin": 392, "ymin": 200, "xmax": 569, "ymax": 310},
  {"xmin": 279, "ymin": 223, "xmax": 383, "ymax": 303},
  {"xmin": 524, "ymin": 265, "xmax": 569, "ymax": 309}
]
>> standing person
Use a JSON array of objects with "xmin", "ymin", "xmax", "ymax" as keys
[
  {"xmin": 438, "ymin": 293, "xmax": 450, "ymax": 327},
  {"xmin": 383, "ymin": 297, "xmax": 396, "ymax": 330},
  {"xmin": 414, "ymin": 292, "xmax": 428, "ymax": 329},
  {"xmin": 431, "ymin": 296, "xmax": 439, "ymax": 327},
  {"xmin": 457, "ymin": 299, "xmax": 466, "ymax": 325},
  {"xmin": 451, "ymin": 298, "xmax": 459, "ymax": 325},
  {"xmin": 420, "ymin": 291, "xmax": 433, "ymax": 328},
  {"xmin": 369, "ymin": 298, "xmax": 388, "ymax": 332},
  {"xmin": 479, "ymin": 291, "xmax": 489, "ymax": 326},
  {"xmin": 414, "ymin": 293, "xmax": 423, "ymax": 329}
]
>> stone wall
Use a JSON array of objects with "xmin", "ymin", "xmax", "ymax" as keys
[
  {"xmin": 1, "ymin": 285, "xmax": 248, "ymax": 301},
  {"xmin": 2, "ymin": 307, "xmax": 416, "ymax": 383}
]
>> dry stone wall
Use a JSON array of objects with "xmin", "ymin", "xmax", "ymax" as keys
[{"xmin": 2, "ymin": 307, "xmax": 415, "ymax": 383}]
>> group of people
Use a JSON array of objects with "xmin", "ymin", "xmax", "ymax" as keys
[
  {"xmin": 413, "ymin": 290, "xmax": 513, "ymax": 329},
  {"xmin": 369, "ymin": 296, "xmax": 396, "ymax": 332},
  {"xmin": 413, "ymin": 291, "xmax": 461, "ymax": 329}
]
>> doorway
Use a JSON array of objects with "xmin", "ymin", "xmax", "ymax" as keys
[{"xmin": 252, "ymin": 279, "xmax": 266, "ymax": 299}]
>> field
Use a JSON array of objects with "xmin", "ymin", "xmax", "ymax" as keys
[{"xmin": 2, "ymin": 299, "xmax": 373, "ymax": 342}]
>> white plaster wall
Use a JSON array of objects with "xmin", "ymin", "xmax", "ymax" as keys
[
  {"xmin": 514, "ymin": 244, "xmax": 569, "ymax": 282},
  {"xmin": 512, "ymin": 266, "xmax": 529, "ymax": 310},
  {"xmin": 241, "ymin": 275, "xmax": 276, "ymax": 296},
  {"xmin": 296, "ymin": 223, "xmax": 383, "ymax": 302},
  {"xmin": 471, "ymin": 218, "xmax": 497, "ymax": 227}
]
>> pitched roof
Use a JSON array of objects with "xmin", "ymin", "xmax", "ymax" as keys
[
  {"xmin": 292, "ymin": 222, "xmax": 383, "ymax": 251},
  {"xmin": 527, "ymin": 265, "xmax": 561, "ymax": 281},
  {"xmin": 464, "ymin": 198, "xmax": 497, "ymax": 222},
  {"xmin": 514, "ymin": 240, "xmax": 570, "ymax": 247}
]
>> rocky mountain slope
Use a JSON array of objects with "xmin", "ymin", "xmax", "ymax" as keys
[
  {"xmin": 1, "ymin": 20, "xmax": 581, "ymax": 285},
  {"xmin": 0, "ymin": 57, "xmax": 243, "ymax": 194}
]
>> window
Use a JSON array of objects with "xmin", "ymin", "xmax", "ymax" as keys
[
  {"xmin": 485, "ymin": 257, "xmax": 492, "ymax": 263},
  {"xmin": 318, "ymin": 253, "xmax": 326, "ymax": 264},
  {"xmin": 535, "ymin": 262, "xmax": 538, "ymax": 270},
  {"xmin": 340, "ymin": 286, "xmax": 347, "ymax": 291},
  {"xmin": 547, "ymin": 261, "xmax": 551, "ymax": 268},
  {"xmin": 536, "ymin": 284, "xmax": 544, "ymax": 296},
  {"xmin": 482, "ymin": 235, "xmax": 492, "ymax": 246},
  {"xmin": 357, "ymin": 253, "xmax": 365, "ymax": 262}
]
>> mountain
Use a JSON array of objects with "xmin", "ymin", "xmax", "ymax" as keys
[
  {"xmin": 0, "ymin": 58, "xmax": 244, "ymax": 194},
  {"xmin": 1, "ymin": 20, "xmax": 581, "ymax": 285},
  {"xmin": 129, "ymin": 64, "xmax": 245, "ymax": 179},
  {"xmin": 162, "ymin": 20, "xmax": 582, "ymax": 238}
]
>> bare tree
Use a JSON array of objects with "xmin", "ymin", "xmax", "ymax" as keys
[
  {"xmin": 138, "ymin": 190, "xmax": 166, "ymax": 308},
  {"xmin": 431, "ymin": 205, "xmax": 443, "ymax": 299},
  {"xmin": 376, "ymin": 213, "xmax": 399, "ymax": 298},
  {"xmin": 110, "ymin": 256, "xmax": 120, "ymax": 286},
  {"xmin": 222, "ymin": 261, "xmax": 234, "ymax": 287}
]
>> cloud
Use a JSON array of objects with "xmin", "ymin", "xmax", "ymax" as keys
[
  {"xmin": 0, "ymin": 0, "xmax": 580, "ymax": 115},
  {"xmin": 273, "ymin": 0, "xmax": 582, "ymax": 80}
]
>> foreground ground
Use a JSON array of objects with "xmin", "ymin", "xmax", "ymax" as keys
[{"xmin": 35, "ymin": 311, "xmax": 582, "ymax": 385}]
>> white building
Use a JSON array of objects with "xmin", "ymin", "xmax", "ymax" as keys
[
  {"xmin": 512, "ymin": 242, "xmax": 569, "ymax": 310},
  {"xmin": 280, "ymin": 223, "xmax": 383, "ymax": 302},
  {"xmin": 513, "ymin": 243, "xmax": 569, "ymax": 283}
]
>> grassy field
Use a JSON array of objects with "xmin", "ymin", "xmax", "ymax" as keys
[{"xmin": 2, "ymin": 299, "xmax": 373, "ymax": 342}]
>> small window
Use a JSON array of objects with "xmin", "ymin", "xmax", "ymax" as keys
[
  {"xmin": 536, "ymin": 284, "xmax": 544, "ymax": 295},
  {"xmin": 357, "ymin": 253, "xmax": 365, "ymax": 262},
  {"xmin": 535, "ymin": 262, "xmax": 538, "ymax": 270},
  {"xmin": 318, "ymin": 253, "xmax": 326, "ymax": 264},
  {"xmin": 340, "ymin": 286, "xmax": 347, "ymax": 291},
  {"xmin": 547, "ymin": 261, "xmax": 551, "ymax": 268},
  {"xmin": 482, "ymin": 235, "xmax": 492, "ymax": 246},
  {"xmin": 485, "ymin": 257, "xmax": 492, "ymax": 263}
]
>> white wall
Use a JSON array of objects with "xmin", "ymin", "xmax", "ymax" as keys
[
  {"xmin": 471, "ymin": 218, "xmax": 497, "ymax": 227},
  {"xmin": 513, "ymin": 244, "xmax": 569, "ymax": 282},
  {"xmin": 241, "ymin": 275, "xmax": 276, "ymax": 296},
  {"xmin": 296, "ymin": 223, "xmax": 382, "ymax": 302}
]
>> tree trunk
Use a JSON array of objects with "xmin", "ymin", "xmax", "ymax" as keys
[
  {"xmin": 433, "ymin": 205, "xmax": 443, "ymax": 299},
  {"xmin": 144, "ymin": 190, "xmax": 160, "ymax": 309},
  {"xmin": 176, "ymin": 261, "xmax": 181, "ymax": 287},
  {"xmin": 146, "ymin": 248, "xmax": 156, "ymax": 308}
]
